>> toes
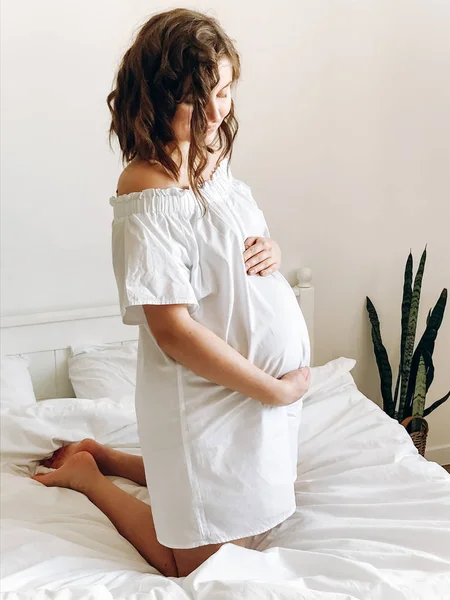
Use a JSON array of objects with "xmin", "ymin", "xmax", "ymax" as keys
[
  {"xmin": 41, "ymin": 447, "xmax": 65, "ymax": 467},
  {"xmin": 41, "ymin": 450, "xmax": 60, "ymax": 466}
]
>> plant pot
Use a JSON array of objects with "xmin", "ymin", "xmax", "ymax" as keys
[{"xmin": 401, "ymin": 416, "xmax": 429, "ymax": 457}]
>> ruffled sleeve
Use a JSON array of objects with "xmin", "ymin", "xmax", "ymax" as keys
[{"xmin": 110, "ymin": 195, "xmax": 198, "ymax": 326}]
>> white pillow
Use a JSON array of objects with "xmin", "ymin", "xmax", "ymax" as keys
[
  {"xmin": 68, "ymin": 341, "xmax": 137, "ymax": 402},
  {"xmin": 0, "ymin": 355, "xmax": 37, "ymax": 411},
  {"xmin": 1, "ymin": 396, "xmax": 138, "ymax": 469},
  {"xmin": 304, "ymin": 357, "xmax": 356, "ymax": 400}
]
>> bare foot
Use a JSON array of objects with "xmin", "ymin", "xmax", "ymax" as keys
[
  {"xmin": 32, "ymin": 451, "xmax": 101, "ymax": 494},
  {"xmin": 42, "ymin": 438, "xmax": 107, "ymax": 471}
]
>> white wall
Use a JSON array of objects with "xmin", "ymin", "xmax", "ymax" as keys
[{"xmin": 1, "ymin": 1, "xmax": 449, "ymax": 457}]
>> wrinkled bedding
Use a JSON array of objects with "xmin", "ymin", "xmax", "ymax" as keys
[{"xmin": 1, "ymin": 358, "xmax": 449, "ymax": 599}]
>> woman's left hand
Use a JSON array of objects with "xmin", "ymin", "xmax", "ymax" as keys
[{"xmin": 243, "ymin": 237, "xmax": 281, "ymax": 277}]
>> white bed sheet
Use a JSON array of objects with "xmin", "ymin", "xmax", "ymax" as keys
[{"xmin": 1, "ymin": 358, "xmax": 449, "ymax": 600}]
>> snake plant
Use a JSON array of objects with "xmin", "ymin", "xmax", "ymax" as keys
[{"xmin": 366, "ymin": 247, "xmax": 449, "ymax": 431}]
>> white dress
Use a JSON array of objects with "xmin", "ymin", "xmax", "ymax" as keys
[{"xmin": 110, "ymin": 159, "xmax": 310, "ymax": 549}]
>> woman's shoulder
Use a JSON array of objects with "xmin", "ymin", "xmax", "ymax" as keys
[
  {"xmin": 116, "ymin": 153, "xmax": 225, "ymax": 197},
  {"xmin": 116, "ymin": 160, "xmax": 184, "ymax": 196}
]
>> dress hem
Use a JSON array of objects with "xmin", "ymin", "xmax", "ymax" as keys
[{"xmin": 159, "ymin": 502, "xmax": 296, "ymax": 550}]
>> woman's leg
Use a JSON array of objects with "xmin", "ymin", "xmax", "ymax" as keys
[
  {"xmin": 42, "ymin": 439, "xmax": 146, "ymax": 486},
  {"xmin": 172, "ymin": 535, "xmax": 252, "ymax": 577},
  {"xmin": 40, "ymin": 442, "xmax": 254, "ymax": 576},
  {"xmin": 33, "ymin": 451, "xmax": 177, "ymax": 577}
]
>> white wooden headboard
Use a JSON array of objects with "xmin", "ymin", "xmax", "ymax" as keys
[{"xmin": 0, "ymin": 268, "xmax": 314, "ymax": 400}]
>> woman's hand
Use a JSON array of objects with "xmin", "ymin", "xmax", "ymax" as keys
[
  {"xmin": 243, "ymin": 237, "xmax": 281, "ymax": 276},
  {"xmin": 277, "ymin": 367, "xmax": 311, "ymax": 406}
]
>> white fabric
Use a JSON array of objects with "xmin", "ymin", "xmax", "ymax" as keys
[
  {"xmin": 0, "ymin": 355, "xmax": 36, "ymax": 411},
  {"xmin": 68, "ymin": 342, "xmax": 137, "ymax": 402},
  {"xmin": 1, "ymin": 358, "xmax": 450, "ymax": 599},
  {"xmin": 110, "ymin": 159, "xmax": 311, "ymax": 548}
]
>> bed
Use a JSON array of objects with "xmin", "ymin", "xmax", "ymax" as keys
[{"xmin": 1, "ymin": 270, "xmax": 449, "ymax": 600}]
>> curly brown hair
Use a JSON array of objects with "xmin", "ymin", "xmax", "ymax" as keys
[{"xmin": 107, "ymin": 8, "xmax": 241, "ymax": 201}]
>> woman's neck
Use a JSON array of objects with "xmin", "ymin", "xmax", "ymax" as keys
[{"xmin": 169, "ymin": 141, "xmax": 219, "ymax": 179}]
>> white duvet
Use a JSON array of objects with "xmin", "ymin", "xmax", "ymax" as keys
[{"xmin": 1, "ymin": 358, "xmax": 449, "ymax": 600}]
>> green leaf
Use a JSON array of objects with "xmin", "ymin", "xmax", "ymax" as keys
[
  {"xmin": 412, "ymin": 355, "xmax": 427, "ymax": 418},
  {"xmin": 398, "ymin": 247, "xmax": 427, "ymax": 421},
  {"xmin": 404, "ymin": 348, "xmax": 434, "ymax": 419},
  {"xmin": 366, "ymin": 296, "xmax": 394, "ymax": 417},
  {"xmin": 405, "ymin": 288, "xmax": 447, "ymax": 411},
  {"xmin": 424, "ymin": 349, "xmax": 435, "ymax": 392},
  {"xmin": 400, "ymin": 252, "xmax": 414, "ymax": 369},
  {"xmin": 421, "ymin": 289, "xmax": 448, "ymax": 349},
  {"xmin": 394, "ymin": 252, "xmax": 413, "ymax": 412},
  {"xmin": 423, "ymin": 390, "xmax": 450, "ymax": 417}
]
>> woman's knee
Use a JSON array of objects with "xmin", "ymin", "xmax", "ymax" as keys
[
  {"xmin": 160, "ymin": 560, "xmax": 179, "ymax": 578},
  {"xmin": 172, "ymin": 542, "xmax": 221, "ymax": 577},
  {"xmin": 151, "ymin": 545, "xmax": 179, "ymax": 577},
  {"xmin": 172, "ymin": 536, "xmax": 252, "ymax": 577}
]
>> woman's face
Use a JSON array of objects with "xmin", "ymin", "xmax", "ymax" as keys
[{"xmin": 172, "ymin": 58, "xmax": 233, "ymax": 146}]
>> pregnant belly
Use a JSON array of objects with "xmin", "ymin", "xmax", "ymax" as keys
[{"xmin": 246, "ymin": 271, "xmax": 310, "ymax": 378}]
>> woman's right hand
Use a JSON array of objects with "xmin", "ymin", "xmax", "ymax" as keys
[{"xmin": 277, "ymin": 367, "xmax": 311, "ymax": 406}]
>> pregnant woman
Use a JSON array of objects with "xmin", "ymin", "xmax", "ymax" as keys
[{"xmin": 33, "ymin": 8, "xmax": 310, "ymax": 577}]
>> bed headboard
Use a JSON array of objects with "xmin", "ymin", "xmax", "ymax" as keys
[{"xmin": 0, "ymin": 268, "xmax": 314, "ymax": 400}]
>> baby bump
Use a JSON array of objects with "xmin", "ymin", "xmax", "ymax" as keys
[{"xmin": 246, "ymin": 272, "xmax": 310, "ymax": 378}]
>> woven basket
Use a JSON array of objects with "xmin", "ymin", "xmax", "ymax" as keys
[{"xmin": 401, "ymin": 416, "xmax": 429, "ymax": 457}]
